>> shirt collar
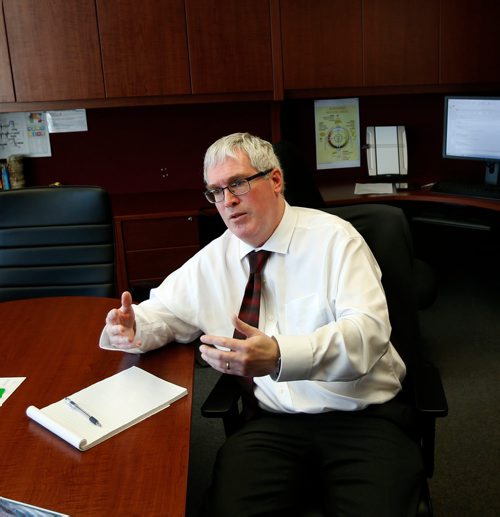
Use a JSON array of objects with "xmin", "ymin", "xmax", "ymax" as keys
[{"xmin": 238, "ymin": 202, "xmax": 296, "ymax": 260}]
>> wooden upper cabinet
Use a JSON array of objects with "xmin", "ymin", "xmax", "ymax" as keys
[
  {"xmin": 3, "ymin": 0, "xmax": 104, "ymax": 102},
  {"xmin": 280, "ymin": 0, "xmax": 363, "ymax": 90},
  {"xmin": 440, "ymin": 0, "xmax": 500, "ymax": 85},
  {"xmin": 97, "ymin": 0, "xmax": 190, "ymax": 98},
  {"xmin": 363, "ymin": 0, "xmax": 439, "ymax": 86},
  {"xmin": 185, "ymin": 0, "xmax": 273, "ymax": 94},
  {"xmin": 0, "ymin": 1, "xmax": 14, "ymax": 102}
]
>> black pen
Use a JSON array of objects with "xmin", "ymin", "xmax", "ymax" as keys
[{"xmin": 64, "ymin": 397, "xmax": 102, "ymax": 427}]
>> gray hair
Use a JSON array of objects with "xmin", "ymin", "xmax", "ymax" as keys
[{"xmin": 203, "ymin": 132, "xmax": 282, "ymax": 183}]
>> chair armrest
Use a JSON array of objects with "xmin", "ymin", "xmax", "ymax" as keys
[
  {"xmin": 201, "ymin": 374, "xmax": 243, "ymax": 436},
  {"xmin": 411, "ymin": 360, "xmax": 448, "ymax": 477},
  {"xmin": 413, "ymin": 360, "xmax": 448, "ymax": 417},
  {"xmin": 201, "ymin": 374, "xmax": 241, "ymax": 417}
]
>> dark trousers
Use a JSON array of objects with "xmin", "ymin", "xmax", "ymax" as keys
[{"xmin": 203, "ymin": 397, "xmax": 424, "ymax": 517}]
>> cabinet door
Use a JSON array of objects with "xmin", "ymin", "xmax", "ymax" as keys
[
  {"xmin": 363, "ymin": 0, "xmax": 439, "ymax": 86},
  {"xmin": 440, "ymin": 0, "xmax": 500, "ymax": 84},
  {"xmin": 0, "ymin": 1, "xmax": 14, "ymax": 102},
  {"xmin": 97, "ymin": 0, "xmax": 191, "ymax": 98},
  {"xmin": 118, "ymin": 215, "xmax": 200, "ymax": 292},
  {"xmin": 4, "ymin": 0, "xmax": 104, "ymax": 102},
  {"xmin": 186, "ymin": 0, "xmax": 273, "ymax": 94},
  {"xmin": 280, "ymin": 0, "xmax": 363, "ymax": 90}
]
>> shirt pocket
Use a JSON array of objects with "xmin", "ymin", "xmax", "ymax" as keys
[{"xmin": 284, "ymin": 293, "xmax": 332, "ymax": 334}]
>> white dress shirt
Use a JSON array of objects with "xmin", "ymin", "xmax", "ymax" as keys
[{"xmin": 101, "ymin": 203, "xmax": 406, "ymax": 413}]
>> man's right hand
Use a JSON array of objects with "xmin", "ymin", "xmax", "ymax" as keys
[{"xmin": 105, "ymin": 291, "xmax": 142, "ymax": 349}]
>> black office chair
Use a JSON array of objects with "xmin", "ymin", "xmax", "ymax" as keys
[
  {"xmin": 0, "ymin": 185, "xmax": 115, "ymax": 301},
  {"xmin": 273, "ymin": 140, "xmax": 325, "ymax": 209},
  {"xmin": 201, "ymin": 204, "xmax": 448, "ymax": 516}
]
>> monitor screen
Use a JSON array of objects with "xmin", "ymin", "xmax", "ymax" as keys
[
  {"xmin": 443, "ymin": 96, "xmax": 500, "ymax": 161},
  {"xmin": 443, "ymin": 96, "xmax": 500, "ymax": 184}
]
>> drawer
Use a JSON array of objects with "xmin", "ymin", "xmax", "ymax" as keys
[
  {"xmin": 122, "ymin": 216, "xmax": 198, "ymax": 251},
  {"xmin": 126, "ymin": 245, "xmax": 199, "ymax": 280}
]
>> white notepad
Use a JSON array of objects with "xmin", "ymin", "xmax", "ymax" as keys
[{"xmin": 27, "ymin": 366, "xmax": 187, "ymax": 451}]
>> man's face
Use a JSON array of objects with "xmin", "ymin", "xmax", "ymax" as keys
[{"xmin": 205, "ymin": 150, "xmax": 285, "ymax": 247}]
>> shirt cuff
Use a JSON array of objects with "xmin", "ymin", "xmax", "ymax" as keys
[
  {"xmin": 98, "ymin": 326, "xmax": 144, "ymax": 354},
  {"xmin": 272, "ymin": 334, "xmax": 313, "ymax": 381},
  {"xmin": 269, "ymin": 336, "xmax": 281, "ymax": 381}
]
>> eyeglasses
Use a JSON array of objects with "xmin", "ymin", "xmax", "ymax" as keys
[{"xmin": 204, "ymin": 169, "xmax": 273, "ymax": 204}]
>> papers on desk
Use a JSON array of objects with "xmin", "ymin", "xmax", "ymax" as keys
[
  {"xmin": 0, "ymin": 377, "xmax": 26, "ymax": 407},
  {"xmin": 354, "ymin": 183, "xmax": 395, "ymax": 195},
  {"xmin": 26, "ymin": 366, "xmax": 187, "ymax": 451}
]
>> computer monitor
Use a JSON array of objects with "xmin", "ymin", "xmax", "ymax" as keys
[{"xmin": 443, "ymin": 96, "xmax": 500, "ymax": 186}]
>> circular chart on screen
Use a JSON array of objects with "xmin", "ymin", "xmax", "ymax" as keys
[{"xmin": 327, "ymin": 126, "xmax": 350, "ymax": 149}]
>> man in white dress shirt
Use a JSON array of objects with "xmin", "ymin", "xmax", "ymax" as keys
[{"xmin": 102, "ymin": 133, "xmax": 423, "ymax": 516}]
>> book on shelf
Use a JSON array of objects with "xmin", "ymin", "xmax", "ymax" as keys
[{"xmin": 26, "ymin": 366, "xmax": 187, "ymax": 451}]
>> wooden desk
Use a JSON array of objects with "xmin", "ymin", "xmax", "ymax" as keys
[
  {"xmin": 319, "ymin": 182, "xmax": 500, "ymax": 212},
  {"xmin": 0, "ymin": 296, "xmax": 194, "ymax": 517},
  {"xmin": 110, "ymin": 185, "xmax": 500, "ymax": 293}
]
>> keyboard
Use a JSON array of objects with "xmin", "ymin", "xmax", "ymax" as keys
[{"xmin": 430, "ymin": 181, "xmax": 500, "ymax": 200}]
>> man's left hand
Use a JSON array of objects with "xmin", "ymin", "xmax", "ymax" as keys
[{"xmin": 199, "ymin": 315, "xmax": 280, "ymax": 377}]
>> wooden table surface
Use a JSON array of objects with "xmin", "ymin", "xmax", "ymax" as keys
[
  {"xmin": 318, "ymin": 181, "xmax": 500, "ymax": 211},
  {"xmin": 0, "ymin": 296, "xmax": 194, "ymax": 517}
]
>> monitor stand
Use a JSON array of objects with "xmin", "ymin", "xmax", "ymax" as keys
[{"xmin": 485, "ymin": 161, "xmax": 500, "ymax": 186}]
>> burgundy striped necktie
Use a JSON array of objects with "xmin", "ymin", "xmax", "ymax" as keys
[
  {"xmin": 234, "ymin": 250, "xmax": 271, "ymax": 339},
  {"xmin": 233, "ymin": 250, "xmax": 271, "ymax": 416}
]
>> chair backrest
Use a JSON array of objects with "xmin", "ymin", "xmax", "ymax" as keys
[
  {"xmin": 273, "ymin": 140, "xmax": 325, "ymax": 208},
  {"xmin": 0, "ymin": 186, "xmax": 115, "ymax": 301},
  {"xmin": 323, "ymin": 204, "xmax": 422, "ymax": 372}
]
